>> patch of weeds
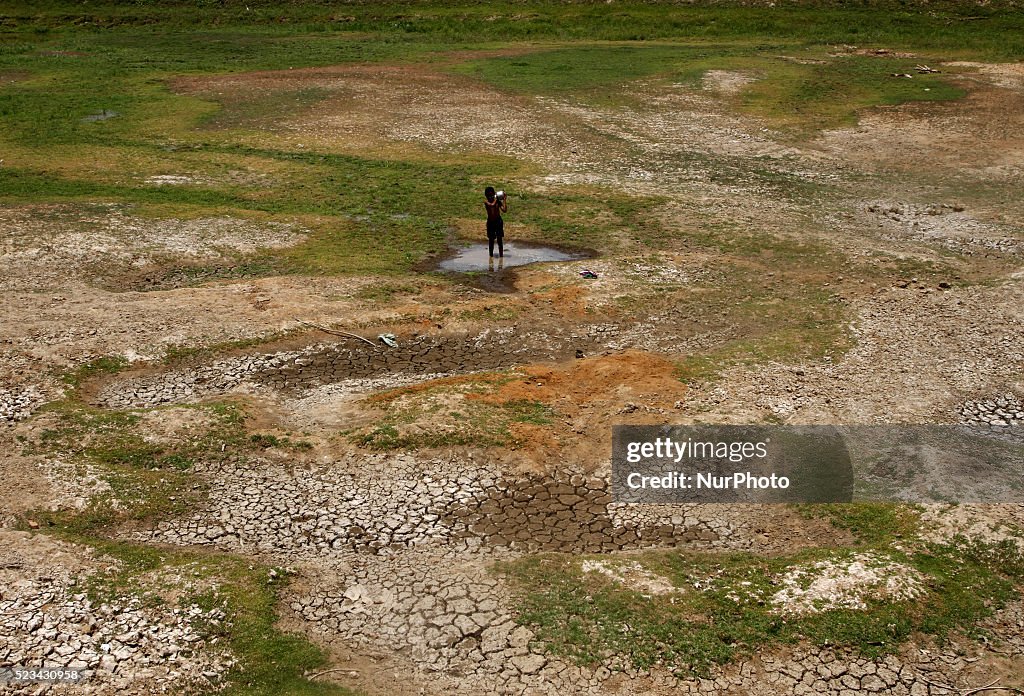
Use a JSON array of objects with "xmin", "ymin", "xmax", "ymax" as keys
[
  {"xmin": 513, "ymin": 188, "xmax": 673, "ymax": 252},
  {"xmin": 198, "ymin": 86, "xmax": 333, "ymax": 132},
  {"xmin": 41, "ymin": 467, "xmax": 200, "ymax": 539},
  {"xmin": 60, "ymin": 355, "xmax": 130, "ymax": 392},
  {"xmin": 502, "ymin": 398, "xmax": 555, "ymax": 426},
  {"xmin": 23, "ymin": 400, "xmax": 254, "ymax": 536},
  {"xmin": 799, "ymin": 503, "xmax": 921, "ymax": 547},
  {"xmin": 457, "ymin": 44, "xmax": 726, "ymax": 97},
  {"xmin": 355, "ymin": 280, "xmax": 425, "ymax": 302},
  {"xmin": 901, "ymin": 539, "xmax": 1024, "ymax": 644},
  {"xmin": 461, "ymin": 45, "xmax": 965, "ymax": 133},
  {"xmin": 351, "ymin": 372, "xmax": 555, "ymax": 450},
  {"xmin": 500, "ymin": 533, "xmax": 1024, "ymax": 676},
  {"xmin": 119, "ymin": 256, "xmax": 284, "ymax": 292},
  {"xmin": 734, "ymin": 53, "xmax": 965, "ymax": 134},
  {"xmin": 355, "ymin": 424, "xmax": 402, "ymax": 450},
  {"xmin": 664, "ymin": 236, "xmax": 853, "ymax": 385},
  {"xmin": 673, "ymin": 310, "xmax": 850, "ymax": 386},
  {"xmin": 250, "ymin": 433, "xmax": 314, "ymax": 451}
]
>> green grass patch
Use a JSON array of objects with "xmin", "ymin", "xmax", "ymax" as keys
[
  {"xmin": 4, "ymin": 2, "xmax": 1024, "ymax": 58},
  {"xmin": 351, "ymin": 372, "xmax": 555, "ymax": 450},
  {"xmin": 457, "ymin": 44, "xmax": 730, "ymax": 96},
  {"xmin": 460, "ymin": 43, "xmax": 965, "ymax": 131},
  {"xmin": 799, "ymin": 502, "xmax": 921, "ymax": 546},
  {"xmin": 60, "ymin": 355, "xmax": 131, "ymax": 390},
  {"xmin": 737, "ymin": 54, "xmax": 965, "ymax": 133},
  {"xmin": 250, "ymin": 433, "xmax": 314, "ymax": 451},
  {"xmin": 500, "ymin": 532, "xmax": 1024, "ymax": 676}
]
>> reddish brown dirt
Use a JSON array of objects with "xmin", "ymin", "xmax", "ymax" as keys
[{"xmin": 470, "ymin": 351, "xmax": 686, "ymax": 471}]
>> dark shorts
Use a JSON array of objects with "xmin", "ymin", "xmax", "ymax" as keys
[{"xmin": 486, "ymin": 218, "xmax": 504, "ymax": 239}]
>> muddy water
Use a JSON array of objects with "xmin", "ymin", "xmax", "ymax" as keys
[{"xmin": 436, "ymin": 241, "xmax": 585, "ymax": 272}]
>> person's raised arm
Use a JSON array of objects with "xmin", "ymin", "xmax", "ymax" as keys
[{"xmin": 500, "ymin": 197, "xmax": 508, "ymax": 213}]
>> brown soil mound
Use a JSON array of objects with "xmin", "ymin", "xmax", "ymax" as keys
[
  {"xmin": 473, "ymin": 351, "xmax": 686, "ymax": 470},
  {"xmin": 473, "ymin": 350, "xmax": 684, "ymax": 409}
]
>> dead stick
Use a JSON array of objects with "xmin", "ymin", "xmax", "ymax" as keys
[
  {"xmin": 964, "ymin": 681, "xmax": 1004, "ymax": 696},
  {"xmin": 294, "ymin": 319, "xmax": 377, "ymax": 347},
  {"xmin": 920, "ymin": 676, "xmax": 1009, "ymax": 695},
  {"xmin": 919, "ymin": 676, "xmax": 971, "ymax": 692},
  {"xmin": 307, "ymin": 666, "xmax": 359, "ymax": 680}
]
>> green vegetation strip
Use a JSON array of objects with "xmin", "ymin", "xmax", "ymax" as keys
[
  {"xmin": 500, "ymin": 504, "xmax": 1024, "ymax": 677},
  {"xmin": 3, "ymin": 1, "xmax": 1023, "ymax": 58},
  {"xmin": 458, "ymin": 45, "xmax": 964, "ymax": 129}
]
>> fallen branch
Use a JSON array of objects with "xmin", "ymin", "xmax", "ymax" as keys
[
  {"xmin": 294, "ymin": 319, "xmax": 377, "ymax": 347},
  {"xmin": 307, "ymin": 666, "xmax": 360, "ymax": 680},
  {"xmin": 919, "ymin": 676, "xmax": 1023, "ymax": 696}
]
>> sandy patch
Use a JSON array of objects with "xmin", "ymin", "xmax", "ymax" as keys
[
  {"xmin": 138, "ymin": 407, "xmax": 218, "ymax": 444},
  {"xmin": 946, "ymin": 61, "xmax": 1024, "ymax": 91},
  {"xmin": 701, "ymin": 69, "xmax": 758, "ymax": 95},
  {"xmin": 580, "ymin": 559, "xmax": 679, "ymax": 596},
  {"xmin": 771, "ymin": 552, "xmax": 926, "ymax": 615}
]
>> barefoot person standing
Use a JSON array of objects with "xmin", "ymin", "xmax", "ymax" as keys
[{"xmin": 484, "ymin": 186, "xmax": 507, "ymax": 258}]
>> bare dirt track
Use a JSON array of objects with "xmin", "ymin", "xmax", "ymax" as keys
[{"xmin": 3, "ymin": 50, "xmax": 1024, "ymax": 696}]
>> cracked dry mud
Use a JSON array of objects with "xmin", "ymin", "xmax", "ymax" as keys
[{"xmin": 3, "ymin": 51, "xmax": 1024, "ymax": 696}]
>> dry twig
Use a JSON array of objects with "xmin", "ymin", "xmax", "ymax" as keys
[
  {"xmin": 919, "ymin": 676, "xmax": 1024, "ymax": 696},
  {"xmin": 294, "ymin": 319, "xmax": 377, "ymax": 347},
  {"xmin": 307, "ymin": 666, "xmax": 360, "ymax": 680}
]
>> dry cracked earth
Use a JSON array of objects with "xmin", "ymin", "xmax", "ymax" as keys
[{"xmin": 2, "ymin": 53, "xmax": 1024, "ymax": 696}]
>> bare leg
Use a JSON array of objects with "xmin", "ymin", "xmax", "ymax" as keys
[
  {"xmin": 488, "ymin": 236, "xmax": 495, "ymax": 257},
  {"xmin": 497, "ymin": 236, "xmax": 504, "ymax": 257}
]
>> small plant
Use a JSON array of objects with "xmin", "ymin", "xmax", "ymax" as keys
[{"xmin": 250, "ymin": 433, "xmax": 313, "ymax": 450}]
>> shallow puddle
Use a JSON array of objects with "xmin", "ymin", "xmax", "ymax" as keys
[
  {"xmin": 436, "ymin": 241, "xmax": 585, "ymax": 272},
  {"xmin": 81, "ymin": 109, "xmax": 119, "ymax": 122}
]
